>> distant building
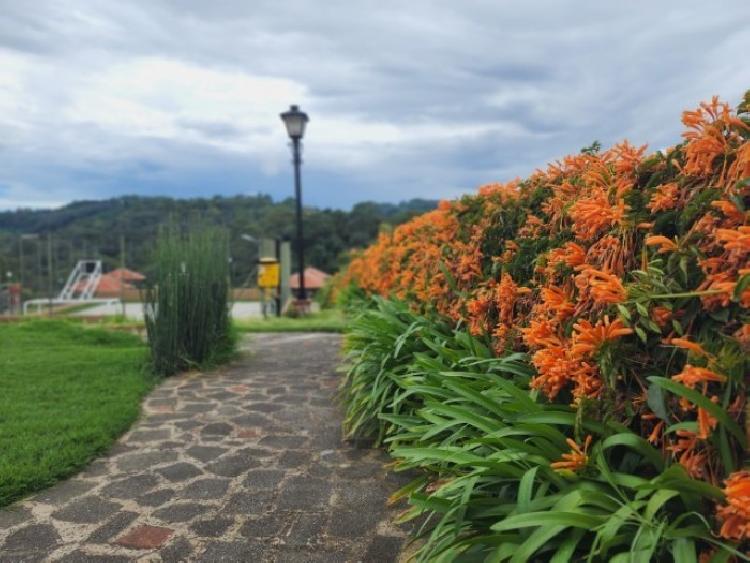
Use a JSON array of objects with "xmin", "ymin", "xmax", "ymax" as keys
[
  {"xmin": 73, "ymin": 268, "xmax": 146, "ymax": 299},
  {"xmin": 289, "ymin": 267, "xmax": 330, "ymax": 298}
]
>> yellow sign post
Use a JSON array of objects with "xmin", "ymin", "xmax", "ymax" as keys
[{"xmin": 257, "ymin": 258, "xmax": 280, "ymax": 289}]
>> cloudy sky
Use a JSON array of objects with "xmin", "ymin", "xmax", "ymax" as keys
[{"xmin": 1, "ymin": 1, "xmax": 748, "ymax": 210}]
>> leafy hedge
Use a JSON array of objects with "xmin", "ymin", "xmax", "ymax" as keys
[{"xmin": 339, "ymin": 92, "xmax": 750, "ymax": 560}]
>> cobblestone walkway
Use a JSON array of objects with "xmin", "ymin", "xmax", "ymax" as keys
[{"xmin": 0, "ymin": 333, "xmax": 410, "ymax": 562}]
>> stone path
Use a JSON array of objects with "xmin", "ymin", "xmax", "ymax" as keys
[{"xmin": 0, "ymin": 333, "xmax": 410, "ymax": 562}]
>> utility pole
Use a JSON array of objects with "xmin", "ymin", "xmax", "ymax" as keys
[
  {"xmin": 36, "ymin": 238, "xmax": 42, "ymax": 298},
  {"xmin": 19, "ymin": 234, "xmax": 40, "ymax": 310},
  {"xmin": 120, "ymin": 234, "xmax": 126, "ymax": 317},
  {"xmin": 47, "ymin": 233, "xmax": 53, "ymax": 315},
  {"xmin": 18, "ymin": 237, "xmax": 24, "ymax": 293}
]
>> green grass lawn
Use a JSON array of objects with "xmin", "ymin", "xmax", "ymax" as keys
[
  {"xmin": 234, "ymin": 308, "xmax": 347, "ymax": 333},
  {"xmin": 0, "ymin": 320, "xmax": 153, "ymax": 507}
]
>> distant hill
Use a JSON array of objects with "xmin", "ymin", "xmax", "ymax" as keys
[{"xmin": 0, "ymin": 195, "xmax": 437, "ymax": 297}]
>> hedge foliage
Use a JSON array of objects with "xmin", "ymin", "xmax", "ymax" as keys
[{"xmin": 340, "ymin": 92, "xmax": 750, "ymax": 560}]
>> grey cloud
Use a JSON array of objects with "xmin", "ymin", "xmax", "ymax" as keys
[
  {"xmin": 0, "ymin": 0, "xmax": 748, "ymax": 210},
  {"xmin": 176, "ymin": 119, "xmax": 247, "ymax": 140}
]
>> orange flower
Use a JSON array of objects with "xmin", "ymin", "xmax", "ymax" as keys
[
  {"xmin": 667, "ymin": 430, "xmax": 705, "ymax": 479},
  {"xmin": 570, "ymin": 190, "xmax": 628, "ymax": 241},
  {"xmin": 494, "ymin": 273, "xmax": 520, "ymax": 350},
  {"xmin": 571, "ymin": 316, "xmax": 633, "ymax": 358},
  {"xmin": 735, "ymin": 324, "xmax": 750, "ymax": 351},
  {"xmin": 668, "ymin": 337, "xmax": 712, "ymax": 359},
  {"xmin": 477, "ymin": 180, "xmax": 520, "ymax": 200},
  {"xmin": 466, "ymin": 295, "xmax": 492, "ymax": 336},
  {"xmin": 651, "ymin": 306, "xmax": 672, "ymax": 328},
  {"xmin": 551, "ymin": 435, "xmax": 592, "ymax": 472},
  {"xmin": 610, "ymin": 140, "xmax": 647, "ymax": 178},
  {"xmin": 717, "ymin": 470, "xmax": 750, "ymax": 540},
  {"xmin": 678, "ymin": 448, "xmax": 708, "ymax": 480},
  {"xmin": 697, "ymin": 404, "xmax": 718, "ymax": 439},
  {"xmin": 671, "ymin": 364, "xmax": 726, "ymax": 389},
  {"xmin": 711, "ymin": 199, "xmax": 745, "ymax": 225},
  {"xmin": 541, "ymin": 286, "xmax": 575, "ymax": 320},
  {"xmin": 521, "ymin": 319, "xmax": 561, "ymax": 348},
  {"xmin": 647, "ymin": 182, "xmax": 680, "ymax": 213},
  {"xmin": 647, "ymin": 420, "xmax": 664, "ymax": 445},
  {"xmin": 715, "ymin": 226, "xmax": 750, "ymax": 254},
  {"xmin": 530, "ymin": 346, "xmax": 572, "ymax": 399},
  {"xmin": 700, "ymin": 271, "xmax": 737, "ymax": 310},
  {"xmin": 578, "ymin": 267, "xmax": 628, "ymax": 304},
  {"xmin": 681, "ymin": 96, "xmax": 734, "ymax": 180},
  {"xmin": 500, "ymin": 240, "xmax": 519, "ymax": 264},
  {"xmin": 547, "ymin": 242, "xmax": 587, "ymax": 273},
  {"xmin": 570, "ymin": 361, "xmax": 602, "ymax": 401},
  {"xmin": 645, "ymin": 235, "xmax": 678, "ymax": 254},
  {"xmin": 728, "ymin": 140, "xmax": 750, "ymax": 186}
]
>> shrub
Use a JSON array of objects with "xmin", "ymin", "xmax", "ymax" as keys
[
  {"xmin": 340, "ymin": 92, "xmax": 750, "ymax": 558},
  {"xmin": 144, "ymin": 225, "xmax": 235, "ymax": 376},
  {"xmin": 342, "ymin": 300, "xmax": 745, "ymax": 560}
]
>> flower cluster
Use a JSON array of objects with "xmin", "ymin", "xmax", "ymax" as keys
[{"xmin": 341, "ymin": 93, "xmax": 750, "ymax": 541}]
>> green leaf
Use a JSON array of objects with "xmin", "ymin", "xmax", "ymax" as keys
[
  {"xmin": 602, "ymin": 432, "xmax": 665, "ymax": 470},
  {"xmin": 665, "ymin": 421, "xmax": 699, "ymax": 434},
  {"xmin": 424, "ymin": 402, "xmax": 503, "ymax": 434},
  {"xmin": 645, "ymin": 489, "xmax": 679, "ymax": 519},
  {"xmin": 594, "ymin": 500, "xmax": 646, "ymax": 557},
  {"xmin": 647, "ymin": 377, "xmax": 746, "ymax": 447},
  {"xmin": 511, "ymin": 524, "xmax": 565, "ymax": 563},
  {"xmin": 491, "ymin": 511, "xmax": 605, "ymax": 531},
  {"xmin": 609, "ymin": 549, "xmax": 657, "ymax": 563},
  {"xmin": 550, "ymin": 528, "xmax": 584, "ymax": 562},
  {"xmin": 636, "ymin": 301, "xmax": 649, "ymax": 317},
  {"xmin": 617, "ymin": 304, "xmax": 632, "ymax": 321},
  {"xmin": 517, "ymin": 467, "xmax": 538, "ymax": 514},
  {"xmin": 646, "ymin": 382, "xmax": 670, "ymax": 422},
  {"xmin": 391, "ymin": 446, "xmax": 485, "ymax": 466},
  {"xmin": 637, "ymin": 464, "xmax": 725, "ymax": 502},
  {"xmin": 635, "ymin": 326, "xmax": 648, "ymax": 343},
  {"xmin": 733, "ymin": 274, "xmax": 750, "ymax": 302},
  {"xmin": 670, "ymin": 538, "xmax": 697, "ymax": 563},
  {"xmin": 441, "ymin": 378, "xmax": 510, "ymax": 415},
  {"xmin": 517, "ymin": 411, "xmax": 576, "ymax": 426}
]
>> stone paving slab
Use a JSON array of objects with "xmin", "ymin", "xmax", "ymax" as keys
[{"xmin": 0, "ymin": 333, "xmax": 412, "ymax": 562}]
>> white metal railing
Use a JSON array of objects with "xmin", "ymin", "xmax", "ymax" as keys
[
  {"xmin": 58, "ymin": 260, "xmax": 103, "ymax": 301},
  {"xmin": 22, "ymin": 297, "xmax": 120, "ymax": 316}
]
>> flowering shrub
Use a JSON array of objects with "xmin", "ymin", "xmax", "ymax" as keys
[{"xmin": 341, "ymin": 93, "xmax": 750, "ymax": 555}]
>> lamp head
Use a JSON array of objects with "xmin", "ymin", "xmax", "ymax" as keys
[{"xmin": 280, "ymin": 105, "xmax": 309, "ymax": 140}]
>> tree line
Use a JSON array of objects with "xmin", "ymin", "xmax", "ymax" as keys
[{"xmin": 0, "ymin": 195, "xmax": 436, "ymax": 297}]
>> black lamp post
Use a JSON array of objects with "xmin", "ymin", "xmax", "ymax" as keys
[{"xmin": 280, "ymin": 104, "xmax": 309, "ymax": 304}]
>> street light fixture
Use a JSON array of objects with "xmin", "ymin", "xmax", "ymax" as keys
[
  {"xmin": 280, "ymin": 104, "xmax": 309, "ymax": 307},
  {"xmin": 280, "ymin": 105, "xmax": 309, "ymax": 140}
]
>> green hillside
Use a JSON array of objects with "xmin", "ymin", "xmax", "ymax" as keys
[{"xmin": 0, "ymin": 195, "xmax": 436, "ymax": 297}]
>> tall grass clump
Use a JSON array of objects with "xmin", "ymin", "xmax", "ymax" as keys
[{"xmin": 145, "ymin": 225, "xmax": 235, "ymax": 376}]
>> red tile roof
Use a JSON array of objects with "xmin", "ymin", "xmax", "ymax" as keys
[
  {"xmin": 289, "ymin": 267, "xmax": 330, "ymax": 289},
  {"xmin": 71, "ymin": 268, "xmax": 146, "ymax": 295},
  {"xmin": 109, "ymin": 268, "xmax": 146, "ymax": 281}
]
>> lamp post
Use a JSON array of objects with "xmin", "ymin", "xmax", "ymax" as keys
[{"xmin": 280, "ymin": 104, "xmax": 309, "ymax": 307}]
